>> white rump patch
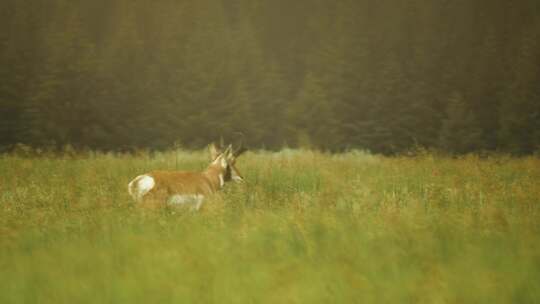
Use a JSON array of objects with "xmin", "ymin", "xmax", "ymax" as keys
[
  {"xmin": 128, "ymin": 174, "xmax": 155, "ymax": 201},
  {"xmin": 168, "ymin": 194, "xmax": 204, "ymax": 210}
]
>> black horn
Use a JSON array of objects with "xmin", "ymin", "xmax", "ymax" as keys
[
  {"xmin": 232, "ymin": 132, "xmax": 247, "ymax": 157},
  {"xmin": 219, "ymin": 136, "xmax": 225, "ymax": 151}
]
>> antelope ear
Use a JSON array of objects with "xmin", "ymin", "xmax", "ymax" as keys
[{"xmin": 209, "ymin": 143, "xmax": 219, "ymax": 160}]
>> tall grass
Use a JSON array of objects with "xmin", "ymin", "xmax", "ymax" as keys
[{"xmin": 1, "ymin": 150, "xmax": 539, "ymax": 303}]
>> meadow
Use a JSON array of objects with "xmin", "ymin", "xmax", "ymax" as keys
[{"xmin": 0, "ymin": 150, "xmax": 539, "ymax": 303}]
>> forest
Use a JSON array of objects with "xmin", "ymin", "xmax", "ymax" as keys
[{"xmin": 1, "ymin": 0, "xmax": 539, "ymax": 154}]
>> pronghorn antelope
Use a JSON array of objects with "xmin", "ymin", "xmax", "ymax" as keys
[{"xmin": 128, "ymin": 143, "xmax": 247, "ymax": 209}]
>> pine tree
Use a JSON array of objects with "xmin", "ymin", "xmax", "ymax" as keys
[
  {"xmin": 438, "ymin": 92, "xmax": 484, "ymax": 154},
  {"xmin": 253, "ymin": 63, "xmax": 288, "ymax": 149},
  {"xmin": 288, "ymin": 73, "xmax": 338, "ymax": 149},
  {"xmin": 0, "ymin": 0, "xmax": 45, "ymax": 149},
  {"xmin": 497, "ymin": 27, "xmax": 540, "ymax": 154},
  {"xmin": 29, "ymin": 2, "xmax": 101, "ymax": 149}
]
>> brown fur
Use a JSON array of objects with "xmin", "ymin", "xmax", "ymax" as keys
[{"xmin": 147, "ymin": 165, "xmax": 223, "ymax": 197}]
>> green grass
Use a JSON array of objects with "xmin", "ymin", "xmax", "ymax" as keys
[{"xmin": 1, "ymin": 150, "xmax": 539, "ymax": 303}]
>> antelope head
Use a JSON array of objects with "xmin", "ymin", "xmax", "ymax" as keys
[{"xmin": 208, "ymin": 141, "xmax": 247, "ymax": 183}]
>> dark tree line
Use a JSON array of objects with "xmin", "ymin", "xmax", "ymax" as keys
[{"xmin": 1, "ymin": 0, "xmax": 539, "ymax": 154}]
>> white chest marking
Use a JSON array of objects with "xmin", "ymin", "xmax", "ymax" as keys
[{"xmin": 219, "ymin": 174, "xmax": 224, "ymax": 188}]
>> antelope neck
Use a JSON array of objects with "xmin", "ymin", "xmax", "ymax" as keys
[{"xmin": 204, "ymin": 164, "xmax": 226, "ymax": 190}]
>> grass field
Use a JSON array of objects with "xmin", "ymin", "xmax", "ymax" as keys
[{"xmin": 1, "ymin": 150, "xmax": 539, "ymax": 303}]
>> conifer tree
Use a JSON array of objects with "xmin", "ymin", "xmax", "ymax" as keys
[
  {"xmin": 439, "ymin": 92, "xmax": 484, "ymax": 154},
  {"xmin": 497, "ymin": 27, "xmax": 540, "ymax": 154},
  {"xmin": 288, "ymin": 73, "xmax": 338, "ymax": 149}
]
